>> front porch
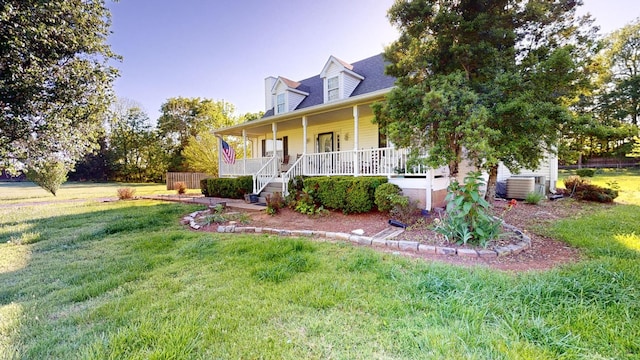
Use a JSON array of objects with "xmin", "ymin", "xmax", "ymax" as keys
[
  {"xmin": 220, "ymin": 147, "xmax": 449, "ymax": 209},
  {"xmin": 213, "ymin": 93, "xmax": 450, "ymax": 209}
]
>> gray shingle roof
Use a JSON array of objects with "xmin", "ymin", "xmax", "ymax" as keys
[{"xmin": 263, "ymin": 53, "xmax": 395, "ymax": 118}]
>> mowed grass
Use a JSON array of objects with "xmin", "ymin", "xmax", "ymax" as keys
[
  {"xmin": 558, "ymin": 168, "xmax": 640, "ymax": 204},
  {"xmin": 0, "ymin": 181, "xmax": 183, "ymax": 204},
  {"xmin": 0, "ymin": 183, "xmax": 639, "ymax": 358}
]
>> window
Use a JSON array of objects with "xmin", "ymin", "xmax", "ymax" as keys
[
  {"xmin": 276, "ymin": 93, "xmax": 285, "ymax": 113},
  {"xmin": 262, "ymin": 137, "xmax": 288, "ymax": 158},
  {"xmin": 327, "ymin": 76, "xmax": 339, "ymax": 101}
]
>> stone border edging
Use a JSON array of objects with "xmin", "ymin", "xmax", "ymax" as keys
[{"xmin": 181, "ymin": 210, "xmax": 532, "ymax": 258}]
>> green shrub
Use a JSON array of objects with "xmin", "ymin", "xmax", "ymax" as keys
[
  {"xmin": 345, "ymin": 179, "xmax": 374, "ymax": 214},
  {"xmin": 433, "ymin": 172, "xmax": 501, "ymax": 247},
  {"xmin": 524, "ymin": 191, "xmax": 544, "ymax": 205},
  {"xmin": 374, "ymin": 183, "xmax": 403, "ymax": 213},
  {"xmin": 563, "ymin": 176, "xmax": 618, "ymax": 203},
  {"xmin": 302, "ymin": 176, "xmax": 387, "ymax": 214},
  {"xmin": 317, "ymin": 177, "xmax": 349, "ymax": 210},
  {"xmin": 200, "ymin": 176, "xmax": 252, "ymax": 198},
  {"xmin": 575, "ymin": 168, "xmax": 596, "ymax": 177}
]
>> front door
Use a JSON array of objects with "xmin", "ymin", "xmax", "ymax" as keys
[{"xmin": 318, "ymin": 132, "xmax": 333, "ymax": 153}]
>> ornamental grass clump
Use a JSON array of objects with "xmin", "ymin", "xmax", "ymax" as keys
[
  {"xmin": 434, "ymin": 172, "xmax": 501, "ymax": 248},
  {"xmin": 174, "ymin": 181, "xmax": 187, "ymax": 195},
  {"xmin": 117, "ymin": 187, "xmax": 136, "ymax": 200}
]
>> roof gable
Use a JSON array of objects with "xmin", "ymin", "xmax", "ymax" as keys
[{"xmin": 264, "ymin": 53, "xmax": 395, "ymax": 117}]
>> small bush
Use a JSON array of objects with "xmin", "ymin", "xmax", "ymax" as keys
[
  {"xmin": 563, "ymin": 176, "xmax": 618, "ymax": 203},
  {"xmin": 265, "ymin": 192, "xmax": 285, "ymax": 215},
  {"xmin": 524, "ymin": 191, "xmax": 544, "ymax": 205},
  {"xmin": 344, "ymin": 180, "xmax": 372, "ymax": 214},
  {"xmin": 389, "ymin": 196, "xmax": 420, "ymax": 225},
  {"xmin": 575, "ymin": 168, "xmax": 596, "ymax": 177},
  {"xmin": 374, "ymin": 183, "xmax": 403, "ymax": 213},
  {"xmin": 174, "ymin": 181, "xmax": 187, "ymax": 195},
  {"xmin": 117, "ymin": 187, "xmax": 136, "ymax": 200}
]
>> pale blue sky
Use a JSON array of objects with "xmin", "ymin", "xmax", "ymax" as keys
[{"xmin": 107, "ymin": 0, "xmax": 639, "ymax": 122}]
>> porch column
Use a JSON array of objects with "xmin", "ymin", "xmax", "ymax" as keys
[
  {"xmin": 272, "ymin": 123, "xmax": 277, "ymax": 159},
  {"xmin": 353, "ymin": 105, "xmax": 359, "ymax": 176},
  {"xmin": 242, "ymin": 129, "xmax": 247, "ymax": 175},
  {"xmin": 302, "ymin": 116, "xmax": 308, "ymax": 154},
  {"xmin": 217, "ymin": 136, "xmax": 223, "ymax": 178},
  {"xmin": 302, "ymin": 116, "xmax": 308, "ymax": 175}
]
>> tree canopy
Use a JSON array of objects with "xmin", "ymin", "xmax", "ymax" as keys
[
  {"xmin": 158, "ymin": 97, "xmax": 237, "ymax": 171},
  {"xmin": 0, "ymin": 0, "xmax": 119, "ymax": 181},
  {"xmin": 374, "ymin": 0, "xmax": 596, "ymax": 197}
]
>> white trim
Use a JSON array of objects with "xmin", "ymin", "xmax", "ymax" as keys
[{"xmin": 214, "ymin": 88, "xmax": 392, "ymax": 136}]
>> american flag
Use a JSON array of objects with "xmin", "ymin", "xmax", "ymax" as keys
[{"xmin": 221, "ymin": 139, "xmax": 236, "ymax": 164}]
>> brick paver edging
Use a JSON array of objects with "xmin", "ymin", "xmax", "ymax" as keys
[{"xmin": 181, "ymin": 211, "xmax": 532, "ymax": 258}]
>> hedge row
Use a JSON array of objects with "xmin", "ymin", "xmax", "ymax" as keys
[
  {"xmin": 200, "ymin": 176, "xmax": 253, "ymax": 199},
  {"xmin": 302, "ymin": 176, "xmax": 388, "ymax": 214}
]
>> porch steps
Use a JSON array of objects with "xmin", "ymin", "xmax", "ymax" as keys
[{"xmin": 258, "ymin": 182, "xmax": 284, "ymax": 204}]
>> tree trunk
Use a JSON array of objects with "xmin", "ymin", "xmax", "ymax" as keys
[{"xmin": 485, "ymin": 165, "xmax": 499, "ymax": 202}]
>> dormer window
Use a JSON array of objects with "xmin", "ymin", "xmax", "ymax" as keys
[
  {"xmin": 276, "ymin": 93, "xmax": 285, "ymax": 114},
  {"xmin": 327, "ymin": 76, "xmax": 339, "ymax": 101},
  {"xmin": 320, "ymin": 56, "xmax": 364, "ymax": 104}
]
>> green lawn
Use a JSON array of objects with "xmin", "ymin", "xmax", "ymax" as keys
[
  {"xmin": 558, "ymin": 168, "xmax": 640, "ymax": 204},
  {"xmin": 0, "ymin": 181, "xmax": 202, "ymax": 205},
  {"xmin": 1, "ymin": 182, "xmax": 639, "ymax": 359}
]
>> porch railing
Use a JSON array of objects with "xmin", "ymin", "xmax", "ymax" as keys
[
  {"xmin": 220, "ymin": 158, "xmax": 271, "ymax": 178},
  {"xmin": 280, "ymin": 148, "xmax": 440, "ymax": 195},
  {"xmin": 253, "ymin": 157, "xmax": 278, "ymax": 195}
]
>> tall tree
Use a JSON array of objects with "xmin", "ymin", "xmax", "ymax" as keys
[
  {"xmin": 157, "ymin": 98, "xmax": 237, "ymax": 171},
  {"xmin": 596, "ymin": 18, "xmax": 640, "ymax": 126},
  {"xmin": 0, "ymin": 0, "xmax": 119, "ymax": 182},
  {"xmin": 374, "ymin": 0, "xmax": 596, "ymax": 198},
  {"xmin": 106, "ymin": 100, "xmax": 163, "ymax": 182}
]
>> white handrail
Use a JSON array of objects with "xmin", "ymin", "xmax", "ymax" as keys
[
  {"xmin": 281, "ymin": 155, "xmax": 305, "ymax": 195},
  {"xmin": 253, "ymin": 157, "xmax": 278, "ymax": 195}
]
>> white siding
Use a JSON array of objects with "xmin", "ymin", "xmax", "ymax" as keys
[
  {"xmin": 303, "ymin": 116, "xmax": 379, "ymax": 152},
  {"xmin": 496, "ymin": 152, "xmax": 557, "ymax": 192},
  {"xmin": 288, "ymin": 91, "xmax": 306, "ymax": 112},
  {"xmin": 343, "ymin": 73, "xmax": 361, "ymax": 98},
  {"xmin": 323, "ymin": 63, "xmax": 342, "ymax": 103}
]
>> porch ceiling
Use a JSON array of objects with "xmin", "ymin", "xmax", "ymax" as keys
[{"xmin": 214, "ymin": 91, "xmax": 383, "ymax": 138}]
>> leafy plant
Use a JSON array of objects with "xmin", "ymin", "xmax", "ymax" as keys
[
  {"xmin": 433, "ymin": 172, "xmax": 501, "ymax": 247},
  {"xmin": 174, "ymin": 181, "xmax": 187, "ymax": 195},
  {"xmin": 293, "ymin": 186, "xmax": 327, "ymax": 216},
  {"xmin": 117, "ymin": 187, "xmax": 136, "ymax": 200},
  {"xmin": 524, "ymin": 191, "xmax": 544, "ymax": 205}
]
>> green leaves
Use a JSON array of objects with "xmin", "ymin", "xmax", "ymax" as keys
[
  {"xmin": 0, "ymin": 0, "xmax": 118, "ymax": 180},
  {"xmin": 434, "ymin": 172, "xmax": 501, "ymax": 247},
  {"xmin": 375, "ymin": 0, "xmax": 594, "ymax": 197}
]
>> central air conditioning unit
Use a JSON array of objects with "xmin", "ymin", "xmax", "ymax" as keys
[{"xmin": 506, "ymin": 177, "xmax": 535, "ymax": 199}]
